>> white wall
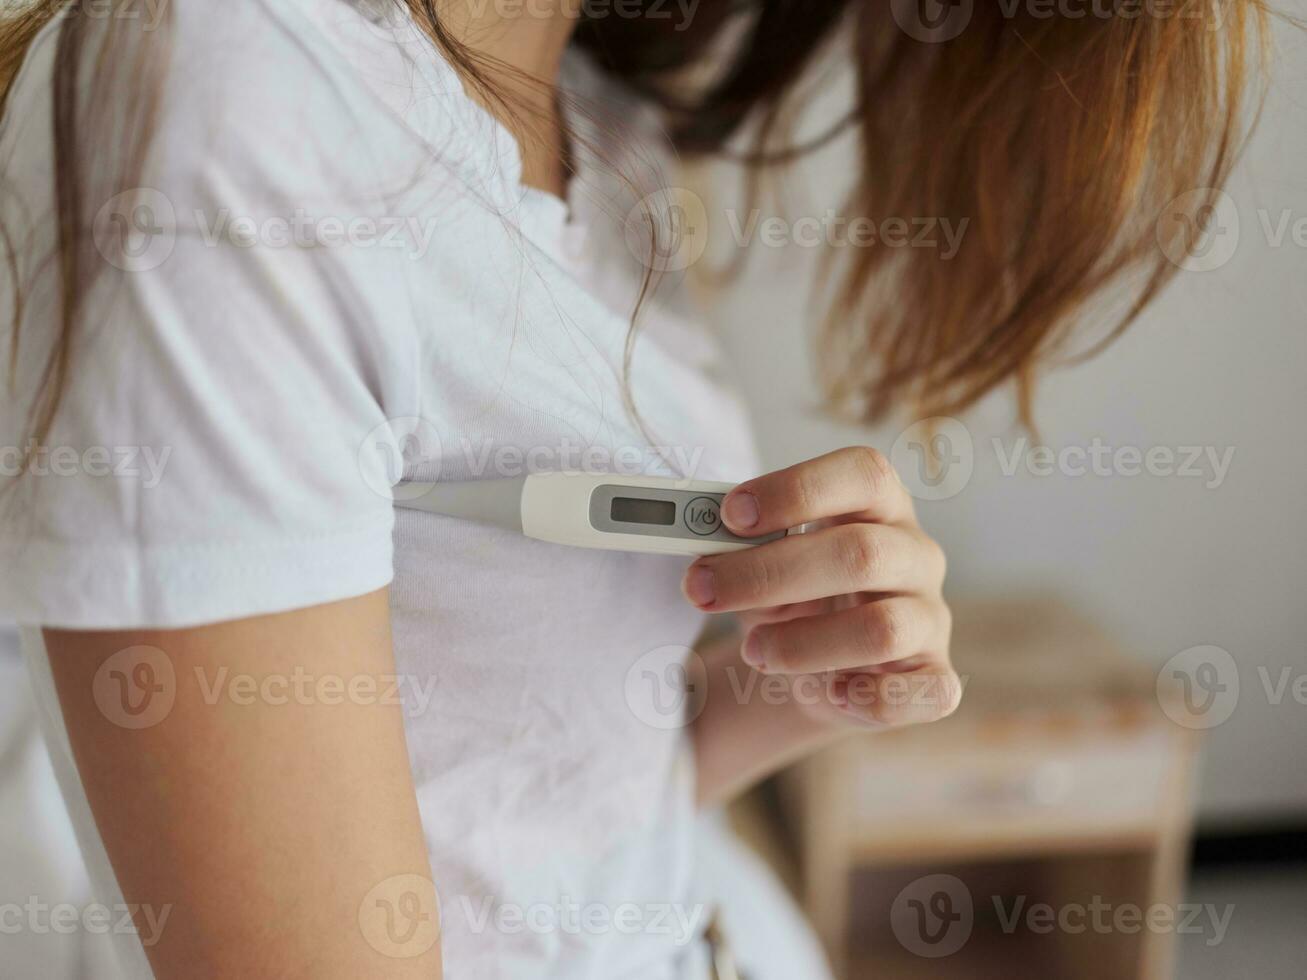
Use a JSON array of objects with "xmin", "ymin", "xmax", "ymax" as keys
[{"xmin": 700, "ymin": 12, "xmax": 1307, "ymax": 823}]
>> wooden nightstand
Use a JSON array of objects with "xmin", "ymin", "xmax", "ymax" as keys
[{"xmin": 772, "ymin": 596, "xmax": 1200, "ymax": 980}]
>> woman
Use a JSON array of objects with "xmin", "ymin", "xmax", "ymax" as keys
[{"xmin": 0, "ymin": 0, "xmax": 1261, "ymax": 978}]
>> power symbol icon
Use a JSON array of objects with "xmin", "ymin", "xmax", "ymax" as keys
[{"xmin": 684, "ymin": 497, "xmax": 722, "ymax": 536}]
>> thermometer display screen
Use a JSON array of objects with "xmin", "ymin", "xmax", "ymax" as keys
[{"xmin": 610, "ymin": 496, "xmax": 676, "ymax": 527}]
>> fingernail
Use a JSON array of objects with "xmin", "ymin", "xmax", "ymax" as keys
[
  {"xmin": 722, "ymin": 491, "xmax": 758, "ymax": 530},
  {"xmin": 682, "ymin": 564, "xmax": 716, "ymax": 608},
  {"xmin": 741, "ymin": 630, "xmax": 766, "ymax": 670}
]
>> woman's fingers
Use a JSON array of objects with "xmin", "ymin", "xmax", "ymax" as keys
[
  {"xmin": 832, "ymin": 666, "xmax": 963, "ymax": 728},
  {"xmin": 682, "ymin": 522, "xmax": 946, "ymax": 613},
  {"xmin": 737, "ymin": 598, "xmax": 833, "ymax": 628},
  {"xmin": 741, "ymin": 595, "xmax": 951, "ymax": 675},
  {"xmin": 704, "ymin": 448, "xmax": 956, "ymax": 733},
  {"xmin": 720, "ymin": 446, "xmax": 916, "ymax": 536}
]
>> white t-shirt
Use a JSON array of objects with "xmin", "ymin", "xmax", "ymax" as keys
[{"xmin": 0, "ymin": 1, "xmax": 785, "ymax": 978}]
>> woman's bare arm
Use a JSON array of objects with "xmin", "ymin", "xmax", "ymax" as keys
[
  {"xmin": 692, "ymin": 627, "xmax": 845, "ymax": 808},
  {"xmin": 43, "ymin": 588, "xmax": 442, "ymax": 979}
]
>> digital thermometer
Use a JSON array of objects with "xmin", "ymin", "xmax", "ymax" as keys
[{"xmin": 394, "ymin": 471, "xmax": 788, "ymax": 555}]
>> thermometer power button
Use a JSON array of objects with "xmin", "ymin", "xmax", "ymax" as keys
[{"xmin": 683, "ymin": 496, "xmax": 723, "ymax": 536}]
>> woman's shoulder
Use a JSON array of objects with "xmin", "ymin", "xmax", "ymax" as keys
[{"xmin": 1, "ymin": 0, "xmax": 494, "ymax": 199}]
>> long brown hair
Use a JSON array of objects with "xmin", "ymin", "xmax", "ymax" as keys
[{"xmin": 0, "ymin": 0, "xmax": 1268, "ymax": 449}]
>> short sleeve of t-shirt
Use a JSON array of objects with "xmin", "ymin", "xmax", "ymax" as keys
[{"xmin": 0, "ymin": 0, "xmax": 430, "ymax": 628}]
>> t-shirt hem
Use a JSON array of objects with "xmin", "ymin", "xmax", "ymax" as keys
[{"xmin": 0, "ymin": 515, "xmax": 395, "ymax": 630}]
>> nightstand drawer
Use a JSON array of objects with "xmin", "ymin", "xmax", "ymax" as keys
[{"xmin": 846, "ymin": 724, "xmax": 1177, "ymax": 853}]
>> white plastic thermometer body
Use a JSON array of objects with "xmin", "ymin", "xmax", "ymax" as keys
[{"xmin": 395, "ymin": 471, "xmax": 787, "ymax": 556}]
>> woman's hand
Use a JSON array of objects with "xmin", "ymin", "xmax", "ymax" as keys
[{"xmin": 682, "ymin": 447, "xmax": 960, "ymax": 731}]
